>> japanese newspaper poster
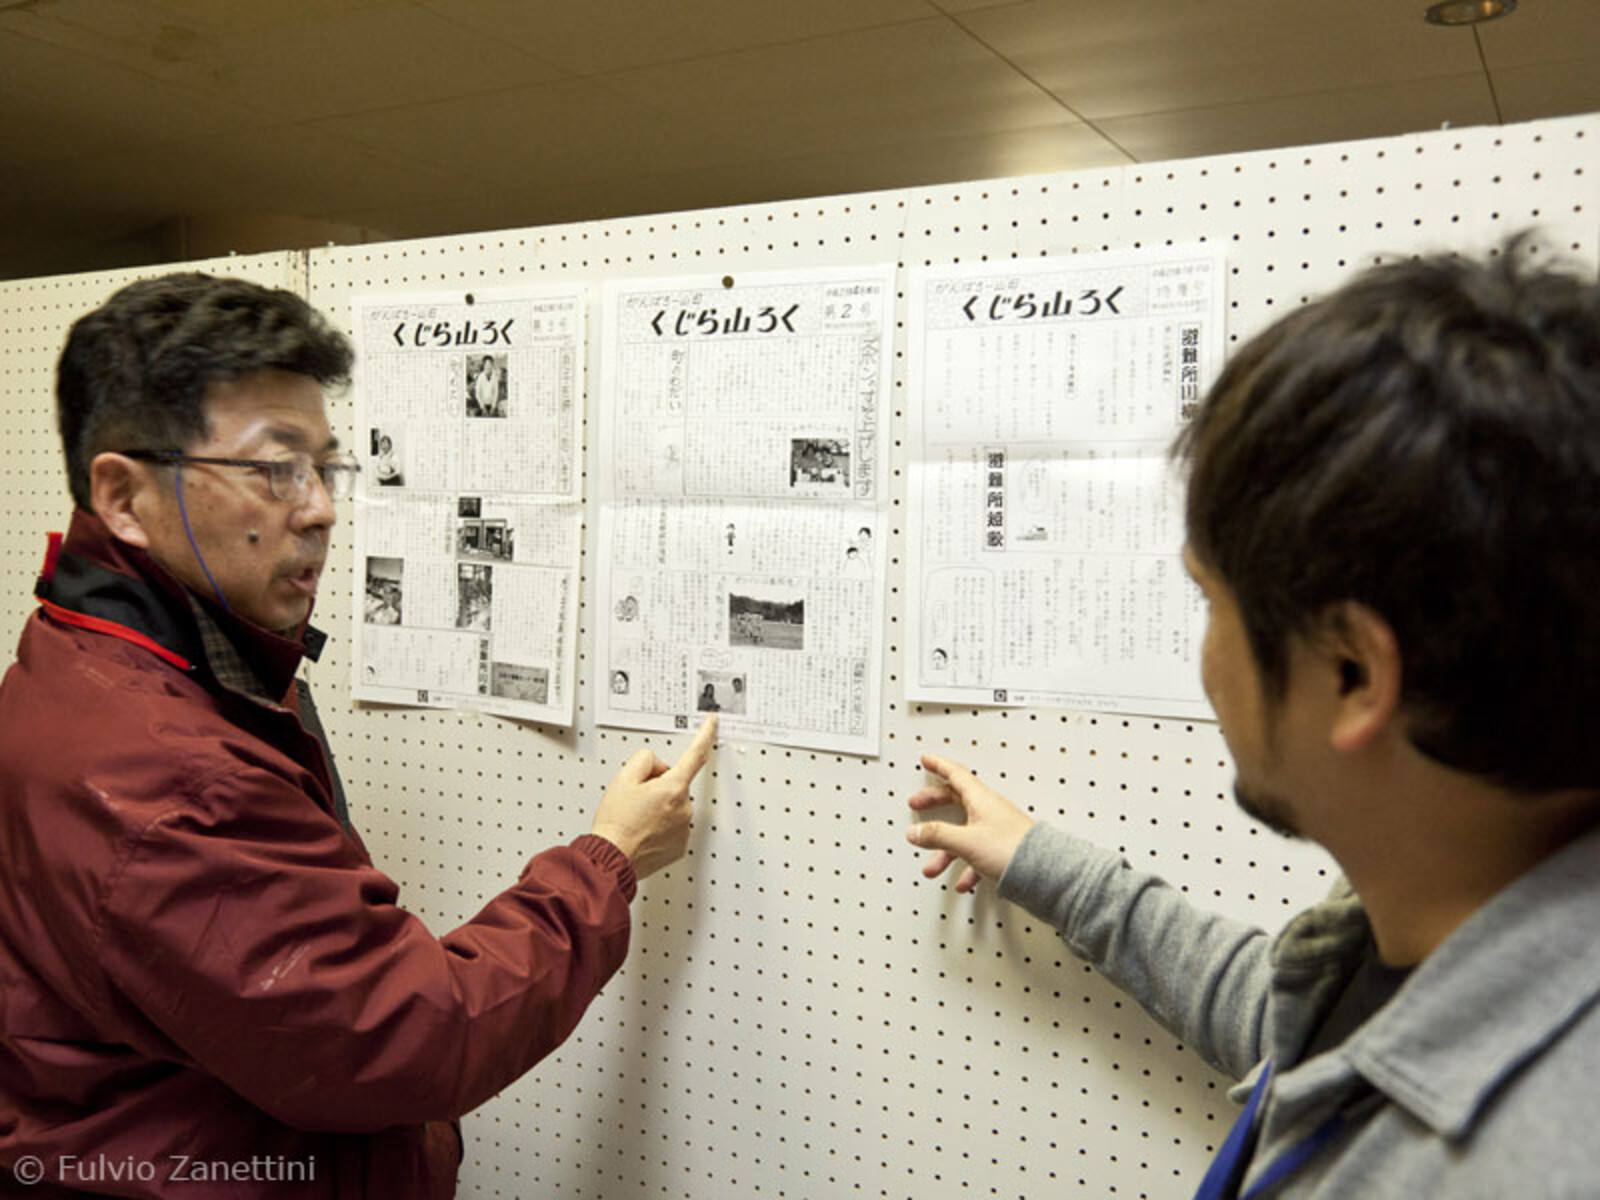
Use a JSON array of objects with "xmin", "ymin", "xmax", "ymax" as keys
[
  {"xmin": 596, "ymin": 266, "xmax": 895, "ymax": 755},
  {"xmin": 906, "ymin": 246, "xmax": 1225, "ymax": 718},
  {"xmin": 350, "ymin": 286, "xmax": 584, "ymax": 725}
]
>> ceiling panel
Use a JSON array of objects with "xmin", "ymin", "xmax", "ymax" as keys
[
  {"xmin": 955, "ymin": 0, "xmax": 1482, "ymax": 119},
  {"xmin": 603, "ymin": 17, "xmax": 1082, "ymax": 158},
  {"xmin": 932, "ymin": 0, "xmax": 1028, "ymax": 12},
  {"xmin": 1475, "ymin": 0, "xmax": 1600, "ymax": 69},
  {"xmin": 0, "ymin": 27, "xmax": 262, "ymax": 162},
  {"xmin": 535, "ymin": 159, "xmax": 815, "ymax": 228},
  {"xmin": 189, "ymin": 4, "xmax": 568, "ymax": 122},
  {"xmin": 315, "ymin": 77, "xmax": 753, "ymax": 190},
  {"xmin": 0, "ymin": 222, "xmax": 170, "ymax": 280},
  {"xmin": 0, "ymin": 0, "xmax": 241, "ymax": 89},
  {"xmin": 420, "ymin": 0, "xmax": 936, "ymax": 77},
  {"xmin": 321, "ymin": 188, "xmax": 578, "ymax": 246},
  {"xmin": 769, "ymin": 120, "xmax": 1126, "ymax": 200},
  {"xmin": 1, "ymin": 0, "xmax": 566, "ymax": 122},
  {"xmin": 1493, "ymin": 59, "xmax": 1600, "ymax": 124},
  {"xmin": 139, "ymin": 0, "xmax": 402, "ymax": 37},
  {"xmin": 5, "ymin": 125, "xmax": 460, "ymax": 229},
  {"xmin": 327, "ymin": 158, "xmax": 818, "ymax": 243},
  {"xmin": 1096, "ymin": 73, "xmax": 1500, "ymax": 164},
  {"xmin": 4, "ymin": 150, "xmax": 243, "ymax": 229},
  {"xmin": 2, "ymin": 0, "xmax": 1598, "ymax": 280},
  {"xmin": 178, "ymin": 125, "xmax": 464, "ymax": 218}
]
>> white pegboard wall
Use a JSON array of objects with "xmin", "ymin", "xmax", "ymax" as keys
[
  {"xmin": 4, "ymin": 114, "xmax": 1599, "ymax": 1199},
  {"xmin": 306, "ymin": 114, "xmax": 1599, "ymax": 1200}
]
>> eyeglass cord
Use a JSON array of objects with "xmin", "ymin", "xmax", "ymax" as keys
[{"xmin": 175, "ymin": 466, "xmax": 231, "ymax": 613}]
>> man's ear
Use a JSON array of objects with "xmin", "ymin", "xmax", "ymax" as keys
[
  {"xmin": 89, "ymin": 452, "xmax": 154, "ymax": 548},
  {"xmin": 1319, "ymin": 601, "xmax": 1403, "ymax": 753}
]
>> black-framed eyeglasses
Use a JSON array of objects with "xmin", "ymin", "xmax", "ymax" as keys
[{"xmin": 121, "ymin": 449, "xmax": 362, "ymax": 503}]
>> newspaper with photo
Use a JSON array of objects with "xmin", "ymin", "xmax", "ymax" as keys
[
  {"xmin": 906, "ymin": 247, "xmax": 1226, "ymax": 718},
  {"xmin": 350, "ymin": 287, "xmax": 584, "ymax": 725},
  {"xmin": 596, "ymin": 267, "xmax": 894, "ymax": 755}
]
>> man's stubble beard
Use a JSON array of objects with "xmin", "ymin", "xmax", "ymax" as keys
[{"xmin": 1233, "ymin": 779, "xmax": 1303, "ymax": 841}]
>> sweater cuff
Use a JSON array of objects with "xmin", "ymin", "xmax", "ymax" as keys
[
  {"xmin": 997, "ymin": 822, "xmax": 1123, "ymax": 926},
  {"xmin": 572, "ymin": 833, "xmax": 639, "ymax": 903}
]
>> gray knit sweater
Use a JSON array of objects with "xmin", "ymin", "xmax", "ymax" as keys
[{"xmin": 999, "ymin": 821, "xmax": 1600, "ymax": 1198}]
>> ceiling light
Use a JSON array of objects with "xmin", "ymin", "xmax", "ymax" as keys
[{"xmin": 1424, "ymin": 0, "xmax": 1517, "ymax": 25}]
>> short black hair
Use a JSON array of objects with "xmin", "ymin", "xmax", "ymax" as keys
[
  {"xmin": 1178, "ymin": 237, "xmax": 1600, "ymax": 793},
  {"xmin": 57, "ymin": 273, "xmax": 354, "ymax": 508}
]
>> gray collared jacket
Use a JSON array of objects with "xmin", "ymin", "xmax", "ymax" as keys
[{"xmin": 999, "ymin": 820, "xmax": 1600, "ymax": 1198}]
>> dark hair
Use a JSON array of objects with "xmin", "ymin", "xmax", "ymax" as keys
[
  {"xmin": 57, "ymin": 272, "xmax": 354, "ymax": 508},
  {"xmin": 1177, "ymin": 237, "xmax": 1600, "ymax": 793}
]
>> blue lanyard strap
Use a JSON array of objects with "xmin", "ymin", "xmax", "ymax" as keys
[
  {"xmin": 1193, "ymin": 1060, "xmax": 1356, "ymax": 1200},
  {"xmin": 1240, "ymin": 1108, "xmax": 1350, "ymax": 1200},
  {"xmin": 1192, "ymin": 1062, "xmax": 1273, "ymax": 1200}
]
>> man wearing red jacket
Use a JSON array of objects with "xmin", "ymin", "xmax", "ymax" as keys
[{"xmin": 0, "ymin": 273, "xmax": 715, "ymax": 1196}]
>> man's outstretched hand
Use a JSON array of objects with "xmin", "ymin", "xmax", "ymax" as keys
[
  {"xmin": 591, "ymin": 715, "xmax": 717, "ymax": 879},
  {"xmin": 906, "ymin": 752, "xmax": 1034, "ymax": 893}
]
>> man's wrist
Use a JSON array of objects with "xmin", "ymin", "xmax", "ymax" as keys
[
  {"xmin": 571, "ymin": 833, "xmax": 639, "ymax": 902},
  {"xmin": 588, "ymin": 823, "xmax": 640, "ymax": 863}
]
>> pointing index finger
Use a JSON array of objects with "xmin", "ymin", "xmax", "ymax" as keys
[
  {"xmin": 919, "ymin": 752, "xmax": 974, "ymax": 788},
  {"xmin": 667, "ymin": 714, "xmax": 718, "ymax": 782}
]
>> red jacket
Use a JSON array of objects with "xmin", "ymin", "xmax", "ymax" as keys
[{"xmin": 0, "ymin": 512, "xmax": 635, "ymax": 1197}]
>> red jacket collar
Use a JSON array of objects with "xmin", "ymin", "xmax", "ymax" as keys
[{"xmin": 44, "ymin": 509, "xmax": 316, "ymax": 700}]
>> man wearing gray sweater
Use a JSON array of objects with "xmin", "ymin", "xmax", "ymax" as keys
[{"xmin": 907, "ymin": 241, "xmax": 1600, "ymax": 1198}]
